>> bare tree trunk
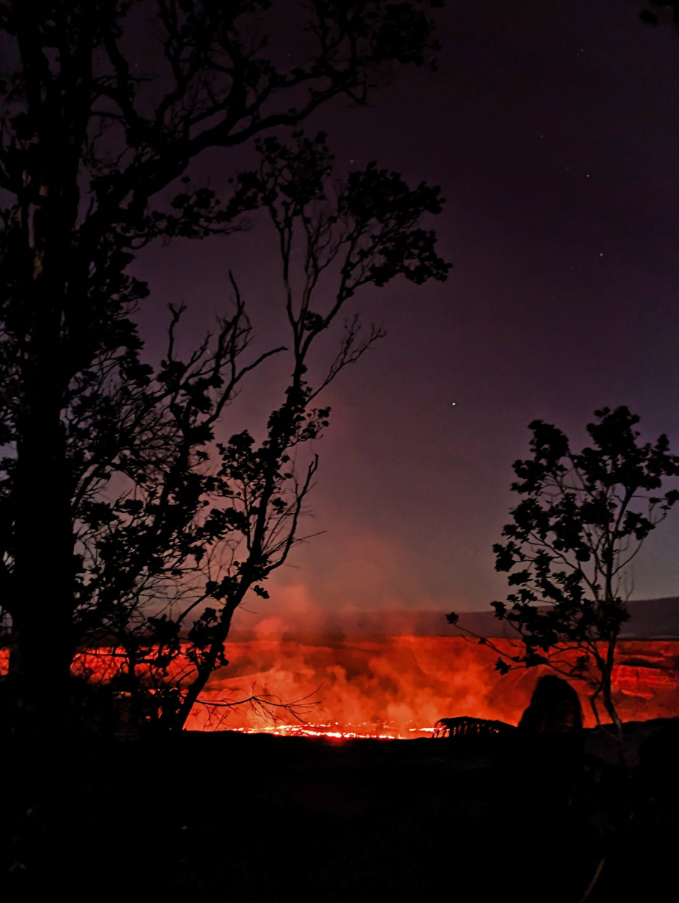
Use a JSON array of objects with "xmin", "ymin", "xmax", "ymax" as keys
[
  {"xmin": 12, "ymin": 328, "xmax": 75, "ymax": 735},
  {"xmin": 169, "ymin": 603, "xmax": 240, "ymax": 732},
  {"xmin": 601, "ymin": 636, "xmax": 624, "ymax": 746},
  {"xmin": 9, "ymin": 111, "xmax": 84, "ymax": 732}
]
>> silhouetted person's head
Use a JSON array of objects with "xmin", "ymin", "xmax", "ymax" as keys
[{"xmin": 519, "ymin": 675, "xmax": 583, "ymax": 734}]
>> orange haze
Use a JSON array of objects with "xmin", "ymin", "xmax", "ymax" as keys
[
  {"xmin": 187, "ymin": 636, "xmax": 679, "ymax": 736},
  {"xmin": 2, "ymin": 637, "xmax": 677, "ymax": 737}
]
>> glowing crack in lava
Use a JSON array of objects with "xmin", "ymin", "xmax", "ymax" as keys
[{"xmin": 1, "ymin": 637, "xmax": 676, "ymax": 737}]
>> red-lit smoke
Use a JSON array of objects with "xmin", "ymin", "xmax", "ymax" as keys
[
  {"xmin": 187, "ymin": 635, "xmax": 679, "ymax": 735},
  {"xmin": 2, "ymin": 637, "xmax": 677, "ymax": 736}
]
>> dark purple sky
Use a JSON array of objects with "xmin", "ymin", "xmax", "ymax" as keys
[{"xmin": 133, "ymin": 0, "xmax": 679, "ymax": 623}]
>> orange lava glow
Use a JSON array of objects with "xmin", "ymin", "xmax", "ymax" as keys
[
  {"xmin": 1, "ymin": 636, "xmax": 677, "ymax": 737},
  {"xmin": 186, "ymin": 635, "xmax": 679, "ymax": 736}
]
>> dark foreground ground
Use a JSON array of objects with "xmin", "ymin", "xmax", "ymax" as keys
[{"xmin": 2, "ymin": 718, "xmax": 678, "ymax": 902}]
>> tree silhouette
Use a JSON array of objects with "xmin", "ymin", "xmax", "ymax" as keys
[
  {"xmin": 73, "ymin": 131, "xmax": 449, "ymax": 731},
  {"xmin": 0, "ymin": 0, "xmax": 445, "ymax": 733},
  {"xmin": 448, "ymin": 407, "xmax": 679, "ymax": 739}
]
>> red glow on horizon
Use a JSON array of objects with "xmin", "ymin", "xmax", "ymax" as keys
[
  {"xmin": 187, "ymin": 636, "xmax": 679, "ymax": 736},
  {"xmin": 1, "ymin": 637, "xmax": 677, "ymax": 738}
]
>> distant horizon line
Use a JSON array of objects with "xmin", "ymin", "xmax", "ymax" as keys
[{"xmin": 227, "ymin": 596, "xmax": 679, "ymax": 640}]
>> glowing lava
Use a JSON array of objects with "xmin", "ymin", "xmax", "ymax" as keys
[
  {"xmin": 1, "ymin": 636, "xmax": 676, "ymax": 737},
  {"xmin": 187, "ymin": 635, "xmax": 679, "ymax": 736}
]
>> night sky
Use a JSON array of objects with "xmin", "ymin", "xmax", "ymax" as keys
[{"xmin": 132, "ymin": 0, "xmax": 679, "ymax": 625}]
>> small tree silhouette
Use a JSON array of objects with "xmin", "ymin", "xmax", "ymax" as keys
[{"xmin": 449, "ymin": 406, "xmax": 679, "ymax": 740}]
